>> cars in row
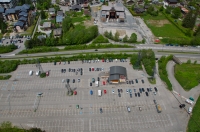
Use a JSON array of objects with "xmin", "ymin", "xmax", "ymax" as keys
[
  {"xmin": 126, "ymin": 79, "xmax": 144, "ymax": 84},
  {"xmin": 62, "ymin": 78, "xmax": 80, "ymax": 83},
  {"xmin": 89, "ymin": 67, "xmax": 104, "ymax": 71},
  {"xmin": 29, "ymin": 70, "xmax": 49, "ymax": 76}
]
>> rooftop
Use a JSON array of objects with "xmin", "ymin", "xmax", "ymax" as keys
[{"xmin": 43, "ymin": 22, "xmax": 51, "ymax": 28}]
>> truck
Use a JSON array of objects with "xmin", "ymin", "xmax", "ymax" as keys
[
  {"xmin": 98, "ymin": 90, "xmax": 102, "ymax": 97},
  {"xmin": 156, "ymin": 104, "xmax": 162, "ymax": 113},
  {"xmin": 95, "ymin": 81, "xmax": 99, "ymax": 87}
]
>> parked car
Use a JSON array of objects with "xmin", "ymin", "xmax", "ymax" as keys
[
  {"xmin": 118, "ymin": 93, "xmax": 121, "ymax": 97},
  {"xmin": 118, "ymin": 89, "xmax": 120, "ymax": 93},
  {"xmin": 76, "ymin": 105, "xmax": 79, "ymax": 109},
  {"xmin": 138, "ymin": 92, "xmax": 140, "ymax": 97},
  {"xmin": 112, "ymin": 90, "xmax": 114, "ymax": 94},
  {"xmin": 135, "ymin": 93, "xmax": 137, "ymax": 97},
  {"xmin": 100, "ymin": 108, "xmax": 103, "ymax": 113},
  {"xmin": 74, "ymin": 91, "xmax": 77, "ymax": 95},
  {"xmin": 134, "ymin": 89, "xmax": 136, "ymax": 92},
  {"xmin": 90, "ymin": 82, "xmax": 92, "ymax": 86},
  {"xmin": 104, "ymin": 90, "xmax": 107, "ymax": 94},
  {"xmin": 129, "ymin": 89, "xmax": 132, "ymax": 93},
  {"xmin": 142, "ymin": 88, "xmax": 145, "ymax": 92},
  {"xmin": 67, "ymin": 79, "xmax": 70, "ymax": 83},
  {"xmin": 120, "ymin": 89, "xmax": 123, "ymax": 93},
  {"xmin": 141, "ymin": 80, "xmax": 144, "ymax": 83},
  {"xmin": 188, "ymin": 107, "xmax": 192, "ymax": 114},
  {"xmin": 126, "ymin": 89, "xmax": 129, "ymax": 93},
  {"xmin": 130, "ymin": 94, "xmax": 132, "ymax": 98},
  {"xmin": 90, "ymin": 90, "xmax": 93, "ymax": 95},
  {"xmin": 147, "ymin": 88, "xmax": 149, "ymax": 92},
  {"xmin": 154, "ymin": 87, "xmax": 158, "ymax": 92},
  {"xmin": 46, "ymin": 71, "xmax": 49, "ymax": 76},
  {"xmin": 135, "ymin": 79, "xmax": 138, "ymax": 83},
  {"xmin": 73, "ymin": 79, "xmax": 75, "ymax": 83},
  {"xmin": 127, "ymin": 106, "xmax": 131, "ymax": 112},
  {"xmin": 145, "ymin": 92, "xmax": 149, "ymax": 96}
]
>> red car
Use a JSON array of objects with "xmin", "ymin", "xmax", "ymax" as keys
[
  {"xmin": 92, "ymin": 68, "xmax": 94, "ymax": 71},
  {"xmin": 74, "ymin": 91, "xmax": 77, "ymax": 95},
  {"xmin": 46, "ymin": 71, "xmax": 49, "ymax": 76},
  {"xmin": 103, "ymin": 81, "xmax": 106, "ymax": 85},
  {"xmin": 104, "ymin": 90, "xmax": 107, "ymax": 94},
  {"xmin": 102, "ymin": 59, "xmax": 104, "ymax": 62}
]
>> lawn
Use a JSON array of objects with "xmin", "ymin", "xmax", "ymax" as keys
[
  {"xmin": 174, "ymin": 63, "xmax": 200, "ymax": 91},
  {"xmin": 187, "ymin": 96, "xmax": 200, "ymax": 132},
  {"xmin": 0, "ymin": 33, "xmax": 3, "ymax": 38},
  {"xmin": 141, "ymin": 14, "xmax": 186, "ymax": 38}
]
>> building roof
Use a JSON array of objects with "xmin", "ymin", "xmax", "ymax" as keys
[
  {"xmin": 0, "ymin": 0, "xmax": 12, "ymax": 2},
  {"xmin": 43, "ymin": 22, "xmax": 51, "ymax": 28},
  {"xmin": 5, "ymin": 8, "xmax": 15, "ymax": 14},
  {"xmin": 57, "ymin": 10, "xmax": 63, "ymax": 16},
  {"xmin": 56, "ymin": 15, "xmax": 63, "ymax": 23},
  {"xmin": 14, "ymin": 21, "xmax": 25, "ymax": 27},
  {"xmin": 19, "ymin": 11, "xmax": 28, "ymax": 16},
  {"xmin": 101, "ymin": 5, "xmax": 124, "ymax": 12},
  {"xmin": 49, "ymin": 8, "xmax": 55, "ymax": 12},
  {"xmin": 71, "ymin": 5, "xmax": 82, "ymax": 10},
  {"xmin": 22, "ymin": 4, "xmax": 30, "ymax": 10},
  {"xmin": 167, "ymin": 0, "xmax": 177, "ymax": 2},
  {"xmin": 109, "ymin": 74, "xmax": 120, "ymax": 81},
  {"xmin": 0, "ymin": 7, "xmax": 5, "ymax": 13},
  {"xmin": 110, "ymin": 66, "xmax": 127, "ymax": 76},
  {"xmin": 15, "ymin": 6, "xmax": 27, "ymax": 12},
  {"xmin": 18, "ymin": 16, "xmax": 27, "ymax": 22},
  {"xmin": 53, "ymin": 28, "xmax": 62, "ymax": 35}
]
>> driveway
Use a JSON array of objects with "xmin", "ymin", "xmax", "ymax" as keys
[{"xmin": 167, "ymin": 61, "xmax": 200, "ymax": 102}]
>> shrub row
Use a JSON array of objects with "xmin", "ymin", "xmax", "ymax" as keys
[
  {"xmin": 18, "ymin": 47, "xmax": 59, "ymax": 54},
  {"xmin": 64, "ymin": 43, "xmax": 132, "ymax": 50},
  {"xmin": 127, "ymin": 8, "xmax": 144, "ymax": 16},
  {"xmin": 0, "ymin": 75, "xmax": 11, "ymax": 80},
  {"xmin": 158, "ymin": 55, "xmax": 173, "ymax": 91},
  {"xmin": 0, "ymin": 53, "xmax": 131, "ymax": 73},
  {"xmin": 0, "ymin": 45, "xmax": 17, "ymax": 53}
]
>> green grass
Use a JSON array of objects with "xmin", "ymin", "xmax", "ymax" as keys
[
  {"xmin": 148, "ymin": 78, "xmax": 156, "ymax": 84},
  {"xmin": 187, "ymin": 96, "xmax": 200, "ymax": 132},
  {"xmin": 174, "ymin": 63, "xmax": 200, "ymax": 91},
  {"xmin": 141, "ymin": 14, "xmax": 186, "ymax": 38},
  {"xmin": 0, "ymin": 33, "xmax": 3, "ymax": 38},
  {"xmin": 71, "ymin": 17, "xmax": 86, "ymax": 23},
  {"xmin": 0, "ymin": 75, "xmax": 11, "ymax": 80}
]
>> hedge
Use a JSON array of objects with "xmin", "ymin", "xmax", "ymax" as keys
[
  {"xmin": 18, "ymin": 47, "xmax": 59, "ymax": 54},
  {"xmin": 0, "ymin": 75, "xmax": 11, "ymax": 80},
  {"xmin": 158, "ymin": 55, "xmax": 173, "ymax": 91}
]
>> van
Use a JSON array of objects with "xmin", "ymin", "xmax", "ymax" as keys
[
  {"xmin": 95, "ymin": 81, "xmax": 99, "ymax": 87},
  {"xmin": 98, "ymin": 90, "xmax": 102, "ymax": 97},
  {"xmin": 29, "ymin": 70, "xmax": 33, "ymax": 76},
  {"xmin": 186, "ymin": 99, "xmax": 193, "ymax": 105}
]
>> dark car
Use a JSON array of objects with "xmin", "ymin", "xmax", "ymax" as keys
[
  {"xmin": 89, "ymin": 68, "xmax": 91, "ymax": 71},
  {"xmin": 135, "ymin": 93, "xmax": 137, "ymax": 97},
  {"xmin": 129, "ymin": 81, "xmax": 131, "ymax": 84},
  {"xmin": 98, "ymin": 77, "xmax": 100, "ymax": 81},
  {"xmin": 100, "ymin": 108, "xmax": 103, "ymax": 113},
  {"xmin": 126, "ymin": 81, "xmax": 129, "ymax": 84},
  {"xmin": 130, "ymin": 94, "xmax": 132, "ymax": 98},
  {"xmin": 118, "ymin": 93, "xmax": 121, "ymax": 97},
  {"xmin": 135, "ymin": 79, "xmax": 138, "ymax": 83},
  {"xmin": 145, "ymin": 92, "xmax": 149, "ymax": 96},
  {"xmin": 154, "ymin": 87, "xmax": 158, "ymax": 92},
  {"xmin": 142, "ymin": 88, "xmax": 145, "ymax": 92},
  {"xmin": 131, "ymin": 80, "xmax": 134, "ymax": 84},
  {"xmin": 80, "ymin": 71, "xmax": 83, "ymax": 75},
  {"xmin": 61, "ymin": 69, "xmax": 63, "ymax": 73},
  {"xmin": 118, "ymin": 89, "xmax": 120, "ymax": 93},
  {"xmin": 120, "ymin": 89, "xmax": 123, "ymax": 93},
  {"xmin": 138, "ymin": 92, "xmax": 140, "ymax": 97},
  {"xmin": 153, "ymin": 99, "xmax": 157, "ymax": 104},
  {"xmin": 147, "ymin": 88, "xmax": 149, "ymax": 92},
  {"xmin": 63, "ymin": 69, "xmax": 66, "ymax": 73},
  {"xmin": 68, "ymin": 61, "xmax": 70, "ymax": 64},
  {"xmin": 141, "ymin": 80, "xmax": 144, "ymax": 83},
  {"xmin": 139, "ymin": 88, "xmax": 142, "ymax": 93},
  {"xmin": 90, "ymin": 82, "xmax": 92, "ymax": 86},
  {"xmin": 69, "ymin": 68, "xmax": 71, "ymax": 72},
  {"xmin": 73, "ymin": 79, "xmax": 75, "ymax": 83},
  {"xmin": 179, "ymin": 104, "xmax": 185, "ymax": 108}
]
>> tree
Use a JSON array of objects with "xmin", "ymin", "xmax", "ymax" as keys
[
  {"xmin": 194, "ymin": 25, "xmax": 200, "ymax": 36},
  {"xmin": 123, "ymin": 35, "xmax": 129, "ymax": 42},
  {"xmin": 129, "ymin": 33, "xmax": 137, "ymax": 43},
  {"xmin": 182, "ymin": 11, "xmax": 196, "ymax": 29},
  {"xmin": 172, "ymin": 7, "xmax": 181, "ymax": 19},
  {"xmin": 62, "ymin": 17, "xmax": 73, "ymax": 32},
  {"xmin": 191, "ymin": 34, "xmax": 200, "ymax": 46},
  {"xmin": 0, "ymin": 19, "xmax": 7, "ymax": 33},
  {"xmin": 165, "ymin": 6, "xmax": 172, "ymax": 14},
  {"xmin": 40, "ymin": 10, "xmax": 46, "ymax": 19},
  {"xmin": 114, "ymin": 32, "xmax": 120, "ymax": 42}
]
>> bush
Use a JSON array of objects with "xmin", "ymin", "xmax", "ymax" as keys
[
  {"xmin": 158, "ymin": 55, "xmax": 173, "ymax": 91},
  {"xmin": 40, "ymin": 73, "xmax": 46, "ymax": 78},
  {"xmin": 0, "ymin": 45, "xmax": 17, "ymax": 53},
  {"xmin": 92, "ymin": 35, "xmax": 109, "ymax": 43},
  {"xmin": 0, "ymin": 75, "xmax": 11, "ymax": 80}
]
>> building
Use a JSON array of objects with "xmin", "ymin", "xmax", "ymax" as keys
[
  {"xmin": 53, "ymin": 28, "xmax": 62, "ymax": 37},
  {"xmin": 0, "ymin": 0, "xmax": 18, "ymax": 9},
  {"xmin": 42, "ymin": 22, "xmax": 51, "ymax": 30},
  {"xmin": 49, "ymin": 8, "xmax": 55, "ymax": 19},
  {"xmin": 163, "ymin": 0, "xmax": 178, "ymax": 7},
  {"xmin": 101, "ymin": 4, "xmax": 125, "ymax": 22},
  {"xmin": 56, "ymin": 10, "xmax": 64, "ymax": 23},
  {"xmin": 0, "ymin": 7, "xmax": 5, "ymax": 19},
  {"xmin": 126, "ymin": 0, "xmax": 134, "ymax": 5},
  {"xmin": 109, "ymin": 66, "xmax": 127, "ymax": 84},
  {"xmin": 71, "ymin": 5, "xmax": 82, "ymax": 11}
]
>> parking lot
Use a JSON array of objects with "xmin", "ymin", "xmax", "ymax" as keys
[{"xmin": 0, "ymin": 59, "xmax": 185, "ymax": 132}]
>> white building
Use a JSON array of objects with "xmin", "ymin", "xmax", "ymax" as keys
[{"xmin": 0, "ymin": 0, "xmax": 18, "ymax": 8}]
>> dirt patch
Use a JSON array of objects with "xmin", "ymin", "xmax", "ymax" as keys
[
  {"xmin": 91, "ymin": 6, "xmax": 99, "ymax": 13},
  {"xmin": 147, "ymin": 20, "xmax": 170, "ymax": 27},
  {"xmin": 84, "ymin": 18, "xmax": 94, "ymax": 27},
  {"xmin": 116, "ymin": 30, "xmax": 126, "ymax": 36}
]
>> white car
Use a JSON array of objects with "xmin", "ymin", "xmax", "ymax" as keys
[
  {"xmin": 126, "ymin": 89, "xmax": 129, "ymax": 93},
  {"xmin": 188, "ymin": 107, "xmax": 192, "ymax": 114},
  {"xmin": 36, "ymin": 71, "xmax": 40, "ymax": 76},
  {"xmin": 112, "ymin": 90, "xmax": 114, "ymax": 94},
  {"xmin": 62, "ymin": 79, "xmax": 65, "ymax": 83}
]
